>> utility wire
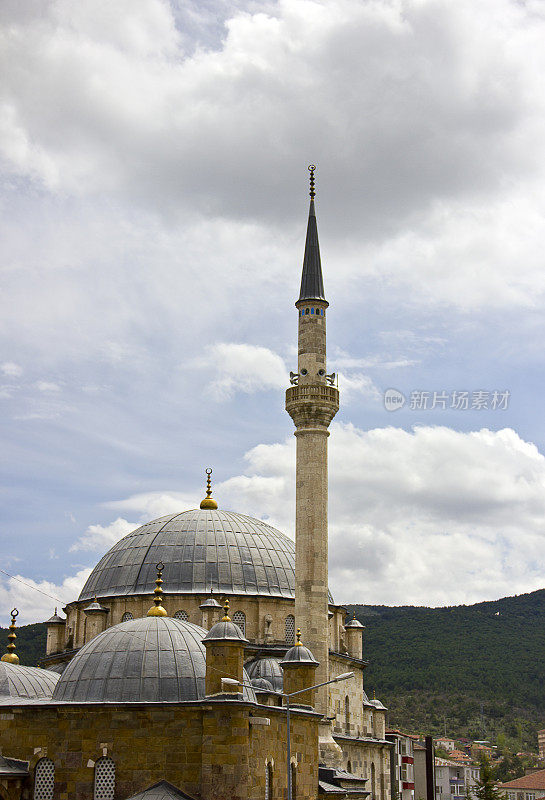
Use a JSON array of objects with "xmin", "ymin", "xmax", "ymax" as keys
[{"xmin": 0, "ymin": 568, "xmax": 67, "ymax": 605}]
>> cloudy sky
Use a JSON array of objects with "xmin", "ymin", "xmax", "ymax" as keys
[{"xmin": 2, "ymin": 0, "xmax": 545, "ymax": 623}]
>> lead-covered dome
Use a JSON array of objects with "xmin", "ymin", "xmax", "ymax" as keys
[
  {"xmin": 0, "ymin": 661, "xmax": 59, "ymax": 700},
  {"xmin": 52, "ymin": 615, "xmax": 256, "ymax": 703},
  {"xmin": 79, "ymin": 509, "xmax": 299, "ymax": 602}
]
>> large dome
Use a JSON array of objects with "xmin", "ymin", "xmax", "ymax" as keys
[
  {"xmin": 52, "ymin": 615, "xmax": 256, "ymax": 703},
  {"xmin": 79, "ymin": 509, "xmax": 298, "ymax": 602}
]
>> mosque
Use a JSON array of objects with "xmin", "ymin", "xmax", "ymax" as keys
[{"xmin": 0, "ymin": 169, "xmax": 391, "ymax": 800}]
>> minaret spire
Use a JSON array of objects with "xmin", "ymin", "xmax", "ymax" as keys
[{"xmin": 299, "ymin": 165, "xmax": 326, "ymax": 304}]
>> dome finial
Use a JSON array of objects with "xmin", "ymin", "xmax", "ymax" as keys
[
  {"xmin": 1, "ymin": 608, "xmax": 20, "ymax": 664},
  {"xmin": 222, "ymin": 598, "xmax": 231, "ymax": 622},
  {"xmin": 295, "ymin": 627, "xmax": 302, "ymax": 645},
  {"xmin": 200, "ymin": 467, "xmax": 218, "ymax": 510},
  {"xmin": 147, "ymin": 562, "xmax": 168, "ymax": 617},
  {"xmin": 308, "ymin": 164, "xmax": 316, "ymax": 200}
]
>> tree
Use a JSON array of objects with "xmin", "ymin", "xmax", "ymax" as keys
[
  {"xmin": 493, "ymin": 754, "xmax": 524, "ymax": 783},
  {"xmin": 474, "ymin": 758, "xmax": 507, "ymax": 800}
]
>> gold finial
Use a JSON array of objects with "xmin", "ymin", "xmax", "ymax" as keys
[
  {"xmin": 222, "ymin": 598, "xmax": 231, "ymax": 622},
  {"xmin": 373, "ymin": 688, "xmax": 376, "ymax": 700},
  {"xmin": 1, "ymin": 608, "xmax": 20, "ymax": 664},
  {"xmin": 353, "ymin": 610, "xmax": 356, "ymax": 621},
  {"xmin": 147, "ymin": 562, "xmax": 168, "ymax": 617},
  {"xmin": 308, "ymin": 165, "xmax": 316, "ymax": 200},
  {"xmin": 295, "ymin": 627, "xmax": 303, "ymax": 645},
  {"xmin": 200, "ymin": 467, "xmax": 218, "ymax": 510}
]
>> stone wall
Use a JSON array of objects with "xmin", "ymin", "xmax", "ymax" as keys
[
  {"xmin": 0, "ymin": 701, "xmax": 319, "ymax": 800},
  {"xmin": 328, "ymin": 656, "xmax": 366, "ymax": 737},
  {"xmin": 59, "ymin": 595, "xmax": 346, "ymax": 652}
]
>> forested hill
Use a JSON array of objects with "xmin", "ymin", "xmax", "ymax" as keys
[
  {"xmin": 0, "ymin": 622, "xmax": 46, "ymax": 667},
  {"xmin": 346, "ymin": 588, "xmax": 545, "ymax": 750}
]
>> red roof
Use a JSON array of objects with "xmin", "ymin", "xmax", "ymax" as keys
[{"xmin": 499, "ymin": 770, "xmax": 545, "ymax": 790}]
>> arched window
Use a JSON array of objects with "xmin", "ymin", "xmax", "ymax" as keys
[
  {"xmin": 347, "ymin": 760, "xmax": 352, "ymax": 774},
  {"xmin": 371, "ymin": 762, "xmax": 376, "ymax": 800},
  {"xmin": 345, "ymin": 695, "xmax": 350, "ymax": 735},
  {"xmin": 94, "ymin": 757, "xmax": 115, "ymax": 800},
  {"xmin": 285, "ymin": 615, "xmax": 295, "ymax": 645},
  {"xmin": 174, "ymin": 610, "xmax": 189, "ymax": 621},
  {"xmin": 265, "ymin": 762, "xmax": 273, "ymax": 800},
  {"xmin": 34, "ymin": 758, "xmax": 54, "ymax": 800},
  {"xmin": 233, "ymin": 611, "xmax": 246, "ymax": 636},
  {"xmin": 121, "ymin": 612, "xmax": 133, "ymax": 622},
  {"xmin": 290, "ymin": 763, "xmax": 297, "ymax": 800}
]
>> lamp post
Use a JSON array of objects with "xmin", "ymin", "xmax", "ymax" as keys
[{"xmin": 222, "ymin": 670, "xmax": 354, "ymax": 800}]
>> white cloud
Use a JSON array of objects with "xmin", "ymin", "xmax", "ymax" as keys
[
  {"xmin": 337, "ymin": 372, "xmax": 381, "ymax": 404},
  {"xmin": 69, "ymin": 517, "xmax": 137, "ymax": 552},
  {"xmin": 55, "ymin": 421, "xmax": 545, "ymax": 611},
  {"xmin": 192, "ymin": 342, "xmax": 290, "ymax": 400},
  {"xmin": 1, "ymin": 361, "xmax": 22, "ymax": 377},
  {"xmin": 0, "ymin": 568, "xmax": 92, "ymax": 625},
  {"xmin": 35, "ymin": 380, "xmax": 61, "ymax": 392},
  {"xmin": 106, "ymin": 491, "xmax": 197, "ymax": 519},
  {"xmin": 203, "ymin": 423, "xmax": 545, "ymax": 606}
]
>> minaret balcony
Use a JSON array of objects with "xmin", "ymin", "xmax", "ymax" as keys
[{"xmin": 285, "ymin": 384, "xmax": 339, "ymax": 429}]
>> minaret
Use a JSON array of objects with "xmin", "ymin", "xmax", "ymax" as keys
[{"xmin": 285, "ymin": 166, "xmax": 339, "ymax": 715}]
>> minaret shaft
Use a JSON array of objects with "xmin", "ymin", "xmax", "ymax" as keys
[{"xmin": 294, "ymin": 426, "xmax": 330, "ymax": 711}]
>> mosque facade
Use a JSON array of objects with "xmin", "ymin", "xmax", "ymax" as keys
[{"xmin": 0, "ymin": 169, "xmax": 391, "ymax": 800}]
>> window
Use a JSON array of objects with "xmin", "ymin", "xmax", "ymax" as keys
[
  {"xmin": 345, "ymin": 696, "xmax": 350, "ymax": 735},
  {"xmin": 285, "ymin": 615, "xmax": 295, "ymax": 645},
  {"xmin": 233, "ymin": 611, "xmax": 246, "ymax": 636},
  {"xmin": 34, "ymin": 758, "xmax": 54, "ymax": 800},
  {"xmin": 347, "ymin": 760, "xmax": 352, "ymax": 774},
  {"xmin": 311, "ymin": 308, "xmax": 315, "ymax": 314},
  {"xmin": 371, "ymin": 762, "xmax": 376, "ymax": 800},
  {"xmin": 94, "ymin": 757, "xmax": 115, "ymax": 800},
  {"xmin": 121, "ymin": 612, "xmax": 133, "ymax": 622},
  {"xmin": 174, "ymin": 610, "xmax": 189, "ymax": 621},
  {"xmin": 266, "ymin": 763, "xmax": 273, "ymax": 800},
  {"xmin": 291, "ymin": 763, "xmax": 297, "ymax": 800},
  {"xmin": 305, "ymin": 308, "xmax": 309, "ymax": 315}
]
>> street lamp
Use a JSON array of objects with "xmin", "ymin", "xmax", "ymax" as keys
[{"xmin": 221, "ymin": 671, "xmax": 354, "ymax": 800}]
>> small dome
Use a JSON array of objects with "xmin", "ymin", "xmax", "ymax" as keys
[
  {"xmin": 83, "ymin": 599, "xmax": 109, "ymax": 615},
  {"xmin": 53, "ymin": 616, "xmax": 256, "ymax": 704},
  {"xmin": 345, "ymin": 618, "xmax": 364, "ymax": 629},
  {"xmin": 45, "ymin": 610, "xmax": 65, "ymax": 625},
  {"xmin": 78, "ymin": 509, "xmax": 335, "ymax": 604},
  {"xmin": 199, "ymin": 597, "xmax": 222, "ymax": 610},
  {"xmin": 251, "ymin": 677, "xmax": 274, "ymax": 691},
  {"xmin": 245, "ymin": 657, "xmax": 283, "ymax": 692},
  {"xmin": 281, "ymin": 642, "xmax": 318, "ymax": 666},
  {"xmin": 0, "ymin": 662, "xmax": 59, "ymax": 700},
  {"xmin": 370, "ymin": 698, "xmax": 386, "ymax": 710},
  {"xmin": 204, "ymin": 619, "xmax": 248, "ymax": 643}
]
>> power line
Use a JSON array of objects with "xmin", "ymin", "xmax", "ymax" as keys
[{"xmin": 0, "ymin": 568, "xmax": 67, "ymax": 605}]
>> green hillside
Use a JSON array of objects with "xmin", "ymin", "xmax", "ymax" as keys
[
  {"xmin": 347, "ymin": 588, "xmax": 545, "ymax": 751},
  {"xmin": 0, "ymin": 622, "xmax": 47, "ymax": 667}
]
